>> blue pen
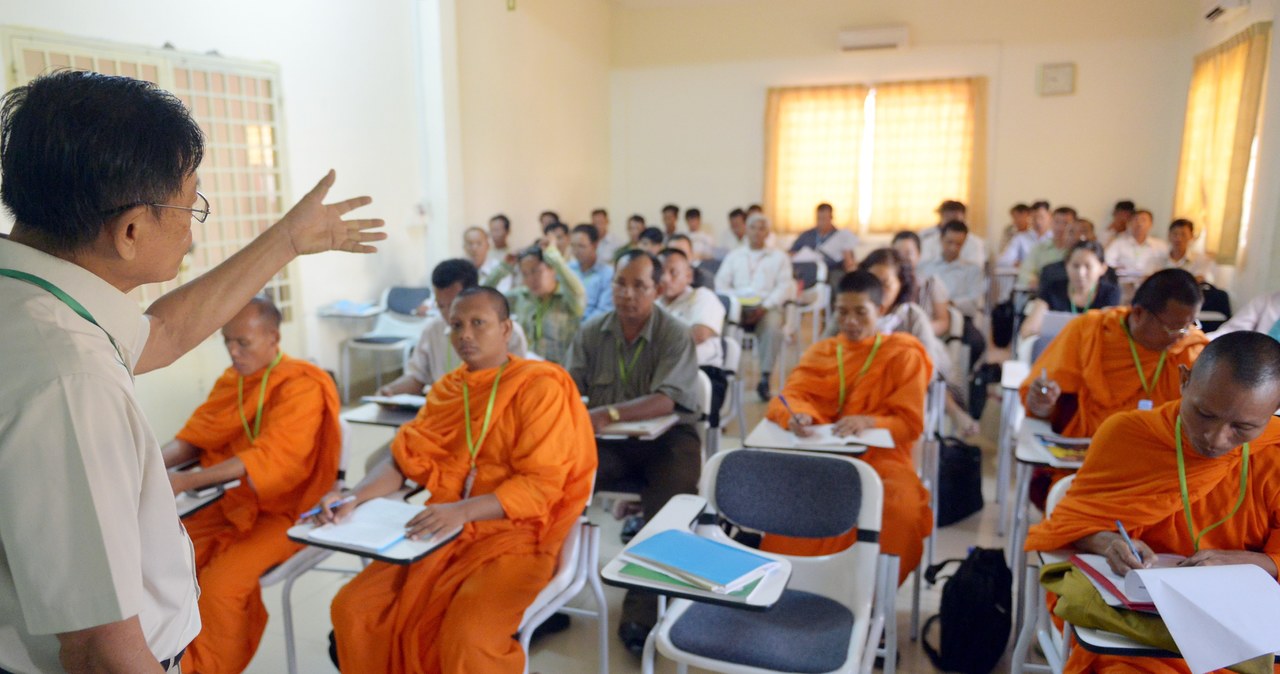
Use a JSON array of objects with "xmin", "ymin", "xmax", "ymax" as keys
[
  {"xmin": 778, "ymin": 395, "xmax": 803, "ymax": 429},
  {"xmin": 298, "ymin": 494, "xmax": 357, "ymax": 522},
  {"xmin": 1115, "ymin": 519, "xmax": 1143, "ymax": 565}
]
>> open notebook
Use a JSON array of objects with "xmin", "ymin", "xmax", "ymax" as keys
[
  {"xmin": 597, "ymin": 413, "xmax": 680, "ymax": 440},
  {"xmin": 305, "ymin": 498, "xmax": 426, "ymax": 553},
  {"xmin": 361, "ymin": 394, "xmax": 427, "ymax": 410},
  {"xmin": 1070, "ymin": 552, "xmax": 1184, "ymax": 612},
  {"xmin": 793, "ymin": 424, "xmax": 893, "ymax": 449}
]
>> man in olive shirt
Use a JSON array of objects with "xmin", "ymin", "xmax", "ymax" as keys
[{"xmin": 565, "ymin": 250, "xmax": 703, "ymax": 655}]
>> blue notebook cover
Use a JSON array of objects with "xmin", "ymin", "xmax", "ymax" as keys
[{"xmin": 624, "ymin": 529, "xmax": 776, "ymax": 591}]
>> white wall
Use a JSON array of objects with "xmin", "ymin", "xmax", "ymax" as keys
[
  {"xmin": 454, "ymin": 0, "xmax": 613, "ymax": 246},
  {"xmin": 0, "ymin": 0, "xmax": 435, "ymax": 437},
  {"xmin": 609, "ymin": 0, "xmax": 1197, "ymax": 243}
]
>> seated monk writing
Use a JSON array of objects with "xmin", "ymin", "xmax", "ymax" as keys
[
  {"xmin": 1026, "ymin": 331, "xmax": 1280, "ymax": 674},
  {"xmin": 326, "ymin": 287, "xmax": 597, "ymax": 673},
  {"xmin": 162, "ymin": 297, "xmax": 343, "ymax": 674},
  {"xmin": 1020, "ymin": 269, "xmax": 1207, "ymax": 506},
  {"xmin": 764, "ymin": 270, "xmax": 934, "ymax": 585}
]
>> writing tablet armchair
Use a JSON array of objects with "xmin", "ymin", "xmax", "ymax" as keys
[
  {"xmin": 642, "ymin": 448, "xmax": 897, "ymax": 674},
  {"xmin": 338, "ymin": 286, "xmax": 432, "ymax": 402}
]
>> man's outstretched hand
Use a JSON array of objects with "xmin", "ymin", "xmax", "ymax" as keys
[{"xmin": 278, "ymin": 170, "xmax": 386, "ymax": 256}]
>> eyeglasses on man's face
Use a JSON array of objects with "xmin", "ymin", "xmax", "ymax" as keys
[
  {"xmin": 1152, "ymin": 313, "xmax": 1201, "ymax": 337},
  {"xmin": 102, "ymin": 190, "xmax": 211, "ymax": 223}
]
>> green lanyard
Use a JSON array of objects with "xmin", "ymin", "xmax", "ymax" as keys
[
  {"xmin": 1069, "ymin": 285, "xmax": 1097, "ymax": 315},
  {"xmin": 0, "ymin": 268, "xmax": 129, "ymax": 375},
  {"xmin": 1120, "ymin": 316, "xmax": 1167, "ymax": 396},
  {"xmin": 532, "ymin": 298, "xmax": 550, "ymax": 343},
  {"xmin": 1175, "ymin": 415, "xmax": 1249, "ymax": 551},
  {"xmin": 237, "ymin": 351, "xmax": 284, "ymax": 442},
  {"xmin": 617, "ymin": 338, "xmax": 646, "ymax": 386},
  {"xmin": 836, "ymin": 333, "xmax": 882, "ymax": 412},
  {"xmin": 462, "ymin": 361, "xmax": 507, "ymax": 470}
]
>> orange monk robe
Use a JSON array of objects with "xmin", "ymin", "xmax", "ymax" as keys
[
  {"xmin": 1019, "ymin": 306, "xmax": 1207, "ymax": 439},
  {"xmin": 175, "ymin": 354, "xmax": 342, "ymax": 674},
  {"xmin": 1026, "ymin": 401, "xmax": 1280, "ymax": 674},
  {"xmin": 763, "ymin": 333, "xmax": 933, "ymax": 585},
  {"xmin": 331, "ymin": 356, "xmax": 597, "ymax": 674}
]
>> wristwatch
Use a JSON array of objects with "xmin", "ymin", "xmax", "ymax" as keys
[{"xmin": 607, "ymin": 405, "xmax": 621, "ymax": 422}]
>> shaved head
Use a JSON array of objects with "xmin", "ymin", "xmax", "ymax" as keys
[
  {"xmin": 245, "ymin": 295, "xmax": 282, "ymax": 330},
  {"xmin": 453, "ymin": 285, "xmax": 509, "ymax": 320},
  {"xmin": 1180, "ymin": 331, "xmax": 1280, "ymax": 458}
]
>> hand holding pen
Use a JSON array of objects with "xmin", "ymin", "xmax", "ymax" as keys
[{"xmin": 779, "ymin": 395, "xmax": 814, "ymax": 437}]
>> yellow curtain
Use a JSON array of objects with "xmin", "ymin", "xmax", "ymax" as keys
[
  {"xmin": 867, "ymin": 77, "xmax": 987, "ymax": 235},
  {"xmin": 1173, "ymin": 22, "xmax": 1270, "ymax": 265},
  {"xmin": 764, "ymin": 85, "xmax": 868, "ymax": 234}
]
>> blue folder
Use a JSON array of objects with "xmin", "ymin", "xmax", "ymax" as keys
[{"xmin": 623, "ymin": 529, "xmax": 778, "ymax": 593}]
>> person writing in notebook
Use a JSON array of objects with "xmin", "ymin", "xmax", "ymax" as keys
[
  {"xmin": 763, "ymin": 271, "xmax": 934, "ymax": 586},
  {"xmin": 1026, "ymin": 331, "xmax": 1280, "ymax": 674},
  {"xmin": 1020, "ymin": 269, "xmax": 1207, "ymax": 507},
  {"xmin": 161, "ymin": 297, "xmax": 342, "ymax": 674},
  {"xmin": 565, "ymin": 250, "xmax": 703, "ymax": 654},
  {"xmin": 0, "ymin": 72, "xmax": 381, "ymax": 674},
  {"xmin": 325, "ymin": 287, "xmax": 597, "ymax": 673}
]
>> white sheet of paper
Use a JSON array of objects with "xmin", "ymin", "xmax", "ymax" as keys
[
  {"xmin": 309, "ymin": 498, "xmax": 426, "ymax": 552},
  {"xmin": 361, "ymin": 394, "xmax": 426, "ymax": 409},
  {"xmin": 793, "ymin": 424, "xmax": 894, "ymax": 449},
  {"xmin": 790, "ymin": 247, "xmax": 822, "ymax": 263},
  {"xmin": 1134, "ymin": 564, "xmax": 1280, "ymax": 674}
]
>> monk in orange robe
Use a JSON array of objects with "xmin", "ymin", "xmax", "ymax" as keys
[
  {"xmin": 1026, "ymin": 331, "xmax": 1280, "ymax": 674},
  {"xmin": 763, "ymin": 270, "xmax": 933, "ymax": 585},
  {"xmin": 162, "ymin": 297, "xmax": 342, "ymax": 674},
  {"xmin": 1020, "ymin": 270, "xmax": 1207, "ymax": 506},
  {"xmin": 324, "ymin": 286, "xmax": 596, "ymax": 674}
]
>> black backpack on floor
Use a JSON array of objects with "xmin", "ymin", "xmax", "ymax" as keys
[
  {"xmin": 921, "ymin": 548, "xmax": 1012, "ymax": 673},
  {"xmin": 936, "ymin": 435, "xmax": 984, "ymax": 527}
]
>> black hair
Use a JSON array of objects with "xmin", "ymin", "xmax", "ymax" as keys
[
  {"xmin": 1, "ymin": 70, "xmax": 205, "ymax": 253},
  {"xmin": 892, "ymin": 230, "xmax": 921, "ymax": 249},
  {"xmin": 1132, "ymin": 269, "xmax": 1203, "ymax": 314},
  {"xmin": 746, "ymin": 203, "xmax": 763, "ymax": 213},
  {"xmin": 591, "ymin": 208, "xmax": 607, "ymax": 218},
  {"xmin": 432, "ymin": 258, "xmax": 480, "ymax": 290},
  {"xmin": 639, "ymin": 227, "xmax": 665, "ymax": 245},
  {"xmin": 1011, "ymin": 203, "xmax": 1030, "ymax": 213},
  {"xmin": 517, "ymin": 246, "xmax": 546, "ymax": 265},
  {"xmin": 836, "ymin": 269, "xmax": 884, "ymax": 307},
  {"xmin": 539, "ymin": 210, "xmax": 560, "ymax": 223},
  {"xmin": 858, "ymin": 248, "xmax": 915, "ymax": 309},
  {"xmin": 543, "ymin": 221, "xmax": 569, "ymax": 237},
  {"xmin": 628, "ymin": 214, "xmax": 645, "ymax": 225},
  {"xmin": 1066, "ymin": 240, "xmax": 1106, "ymax": 264},
  {"xmin": 571, "ymin": 223, "xmax": 599, "ymax": 244},
  {"xmin": 1135, "ymin": 209, "xmax": 1154, "ymax": 219},
  {"xmin": 1031, "ymin": 200, "xmax": 1051, "ymax": 211},
  {"xmin": 816, "ymin": 202, "xmax": 833, "ymax": 214},
  {"xmin": 616, "ymin": 249, "xmax": 664, "ymax": 284},
  {"xmin": 1114, "ymin": 200, "xmax": 1136, "ymax": 213},
  {"xmin": 685, "ymin": 207, "xmax": 701, "ymax": 219},
  {"xmin": 937, "ymin": 199, "xmax": 966, "ymax": 214},
  {"xmin": 661, "ymin": 204, "xmax": 679, "ymax": 216},
  {"xmin": 1169, "ymin": 218, "xmax": 1195, "ymax": 235},
  {"xmin": 1193, "ymin": 331, "xmax": 1280, "ymax": 389},
  {"xmin": 658, "ymin": 247, "xmax": 689, "ymax": 263},
  {"xmin": 489, "ymin": 213, "xmax": 510, "ymax": 231},
  {"xmin": 667, "ymin": 233, "xmax": 691, "ymax": 246},
  {"xmin": 941, "ymin": 220, "xmax": 969, "ymax": 237},
  {"xmin": 729, "ymin": 208, "xmax": 746, "ymax": 220},
  {"xmin": 1052, "ymin": 206, "xmax": 1078, "ymax": 218},
  {"xmin": 454, "ymin": 285, "xmax": 510, "ymax": 320}
]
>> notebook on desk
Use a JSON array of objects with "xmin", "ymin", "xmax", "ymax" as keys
[
  {"xmin": 620, "ymin": 529, "xmax": 780, "ymax": 594},
  {"xmin": 1070, "ymin": 552, "xmax": 1184, "ymax": 612},
  {"xmin": 305, "ymin": 498, "xmax": 426, "ymax": 553},
  {"xmin": 597, "ymin": 413, "xmax": 680, "ymax": 440},
  {"xmin": 794, "ymin": 424, "xmax": 894, "ymax": 449},
  {"xmin": 361, "ymin": 394, "xmax": 427, "ymax": 410}
]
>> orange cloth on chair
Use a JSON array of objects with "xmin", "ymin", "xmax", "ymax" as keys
[
  {"xmin": 762, "ymin": 333, "xmax": 933, "ymax": 585},
  {"xmin": 330, "ymin": 356, "xmax": 597, "ymax": 674},
  {"xmin": 1018, "ymin": 307, "xmax": 1206, "ymax": 439},
  {"xmin": 175, "ymin": 354, "xmax": 343, "ymax": 674},
  {"xmin": 1025, "ymin": 401, "xmax": 1280, "ymax": 674}
]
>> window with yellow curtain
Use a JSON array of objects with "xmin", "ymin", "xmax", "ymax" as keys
[
  {"xmin": 868, "ymin": 78, "xmax": 986, "ymax": 233},
  {"xmin": 1173, "ymin": 22, "xmax": 1270, "ymax": 265},
  {"xmin": 764, "ymin": 78, "xmax": 986, "ymax": 235},
  {"xmin": 764, "ymin": 85, "xmax": 867, "ymax": 233}
]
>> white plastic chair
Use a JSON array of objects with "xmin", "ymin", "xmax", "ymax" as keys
[
  {"xmin": 908, "ymin": 378, "xmax": 946, "ymax": 641},
  {"xmin": 516, "ymin": 517, "xmax": 609, "ymax": 674},
  {"xmin": 1010, "ymin": 475, "xmax": 1076, "ymax": 674},
  {"xmin": 720, "ymin": 337, "xmax": 747, "ymax": 443},
  {"xmin": 643, "ymin": 448, "xmax": 896, "ymax": 674},
  {"xmin": 339, "ymin": 286, "xmax": 431, "ymax": 402},
  {"xmin": 790, "ymin": 260, "xmax": 831, "ymax": 339}
]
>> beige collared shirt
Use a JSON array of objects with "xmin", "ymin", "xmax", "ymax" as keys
[
  {"xmin": 405, "ymin": 312, "xmax": 530, "ymax": 388},
  {"xmin": 0, "ymin": 239, "xmax": 200, "ymax": 672}
]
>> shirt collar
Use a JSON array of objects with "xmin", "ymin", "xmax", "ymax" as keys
[
  {"xmin": 603, "ymin": 306, "xmax": 659, "ymax": 344},
  {"xmin": 0, "ymin": 238, "xmax": 145, "ymax": 353}
]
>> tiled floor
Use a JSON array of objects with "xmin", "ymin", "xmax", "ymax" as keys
[{"xmin": 243, "ymin": 343, "xmax": 1037, "ymax": 673}]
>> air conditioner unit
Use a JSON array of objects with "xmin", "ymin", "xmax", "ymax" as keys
[
  {"xmin": 1203, "ymin": 0, "xmax": 1249, "ymax": 22},
  {"xmin": 837, "ymin": 25, "xmax": 909, "ymax": 52}
]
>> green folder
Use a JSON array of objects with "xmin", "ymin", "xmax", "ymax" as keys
[{"xmin": 619, "ymin": 563, "xmax": 761, "ymax": 598}]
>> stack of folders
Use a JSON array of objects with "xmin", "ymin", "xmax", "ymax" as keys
[{"xmin": 619, "ymin": 529, "xmax": 779, "ymax": 596}]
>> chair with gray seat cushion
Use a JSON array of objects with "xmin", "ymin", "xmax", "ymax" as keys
[{"xmin": 643, "ymin": 448, "xmax": 897, "ymax": 674}]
